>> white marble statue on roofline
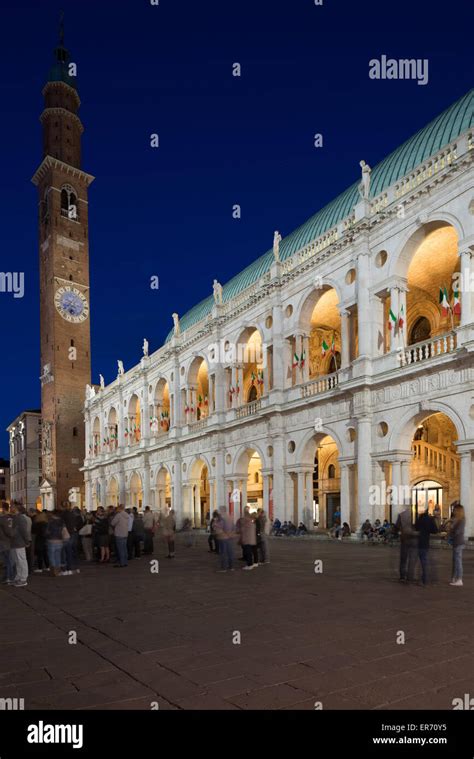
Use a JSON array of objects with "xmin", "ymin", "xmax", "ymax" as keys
[
  {"xmin": 85, "ymin": 384, "xmax": 96, "ymax": 400},
  {"xmin": 212, "ymin": 279, "xmax": 223, "ymax": 305},
  {"xmin": 358, "ymin": 160, "xmax": 372, "ymax": 199},
  {"xmin": 273, "ymin": 230, "xmax": 282, "ymax": 262},
  {"xmin": 99, "ymin": 374, "xmax": 105, "ymax": 390},
  {"xmin": 172, "ymin": 312, "xmax": 181, "ymax": 336},
  {"xmin": 117, "ymin": 360, "xmax": 124, "ymax": 376},
  {"xmin": 143, "ymin": 338, "xmax": 149, "ymax": 357}
]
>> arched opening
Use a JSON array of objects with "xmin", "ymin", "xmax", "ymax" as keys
[
  {"xmin": 92, "ymin": 417, "xmax": 100, "ymax": 457},
  {"xmin": 107, "ymin": 408, "xmax": 118, "ymax": 451},
  {"xmin": 297, "ymin": 286, "xmax": 343, "ymax": 384},
  {"xmin": 126, "ymin": 395, "xmax": 141, "ymax": 445},
  {"xmin": 186, "ymin": 357, "xmax": 209, "ymax": 423},
  {"xmin": 151, "ymin": 378, "xmax": 170, "ymax": 435},
  {"xmin": 300, "ymin": 433, "xmax": 342, "ymax": 529},
  {"xmin": 154, "ymin": 467, "xmax": 172, "ymax": 512},
  {"xmin": 129, "ymin": 472, "xmax": 143, "ymax": 509},
  {"xmin": 397, "ymin": 224, "xmax": 460, "ymax": 360},
  {"xmin": 231, "ymin": 448, "xmax": 265, "ymax": 519},
  {"xmin": 188, "ymin": 458, "xmax": 210, "ymax": 526},
  {"xmin": 410, "ymin": 412, "xmax": 459, "ymax": 523}
]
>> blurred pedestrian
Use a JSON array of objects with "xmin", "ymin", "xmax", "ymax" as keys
[
  {"xmin": 449, "ymin": 502, "xmax": 465, "ymax": 587},
  {"xmin": 396, "ymin": 502, "xmax": 416, "ymax": 583},
  {"xmin": 415, "ymin": 507, "xmax": 438, "ymax": 585},
  {"xmin": 162, "ymin": 509, "xmax": 176, "ymax": 558},
  {"xmin": 111, "ymin": 504, "xmax": 129, "ymax": 568},
  {"xmin": 215, "ymin": 507, "xmax": 235, "ymax": 572},
  {"xmin": 239, "ymin": 508, "xmax": 258, "ymax": 570},
  {"xmin": 143, "ymin": 506, "xmax": 156, "ymax": 554}
]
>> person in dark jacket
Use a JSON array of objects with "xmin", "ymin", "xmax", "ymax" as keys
[
  {"xmin": 93, "ymin": 507, "xmax": 110, "ymax": 562},
  {"xmin": 32, "ymin": 511, "xmax": 49, "ymax": 572},
  {"xmin": 0, "ymin": 502, "xmax": 15, "ymax": 584},
  {"xmin": 131, "ymin": 509, "xmax": 145, "ymax": 557},
  {"xmin": 61, "ymin": 504, "xmax": 83, "ymax": 574},
  {"xmin": 415, "ymin": 508, "xmax": 438, "ymax": 585},
  {"xmin": 46, "ymin": 510, "xmax": 66, "ymax": 577},
  {"xmin": 9, "ymin": 503, "xmax": 31, "ymax": 587}
]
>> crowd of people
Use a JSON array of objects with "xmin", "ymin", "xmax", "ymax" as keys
[
  {"xmin": 207, "ymin": 507, "xmax": 270, "ymax": 571},
  {"xmin": 0, "ymin": 497, "xmax": 468, "ymax": 587},
  {"xmin": 0, "ymin": 501, "xmax": 179, "ymax": 585}
]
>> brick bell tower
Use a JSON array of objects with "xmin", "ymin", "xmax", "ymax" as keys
[{"xmin": 32, "ymin": 19, "xmax": 93, "ymax": 509}]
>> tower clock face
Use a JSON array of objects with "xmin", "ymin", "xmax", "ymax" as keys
[{"xmin": 54, "ymin": 286, "xmax": 89, "ymax": 323}]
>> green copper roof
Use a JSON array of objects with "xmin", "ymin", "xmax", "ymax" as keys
[{"xmin": 167, "ymin": 89, "xmax": 473, "ymax": 341}]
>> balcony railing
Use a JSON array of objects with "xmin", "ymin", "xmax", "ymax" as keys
[
  {"xmin": 188, "ymin": 417, "xmax": 209, "ymax": 431},
  {"xmin": 401, "ymin": 332, "xmax": 456, "ymax": 366},
  {"xmin": 236, "ymin": 399, "xmax": 261, "ymax": 419},
  {"xmin": 412, "ymin": 441, "xmax": 460, "ymax": 479},
  {"xmin": 301, "ymin": 371, "xmax": 339, "ymax": 398}
]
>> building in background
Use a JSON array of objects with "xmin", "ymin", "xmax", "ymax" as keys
[
  {"xmin": 7, "ymin": 410, "xmax": 42, "ymax": 508},
  {"xmin": 0, "ymin": 458, "xmax": 10, "ymax": 503}
]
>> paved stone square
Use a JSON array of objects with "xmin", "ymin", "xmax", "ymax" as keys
[{"xmin": 1, "ymin": 536, "xmax": 473, "ymax": 711}]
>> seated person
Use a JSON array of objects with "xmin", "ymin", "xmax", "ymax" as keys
[
  {"xmin": 361, "ymin": 519, "xmax": 373, "ymax": 539},
  {"xmin": 272, "ymin": 518, "xmax": 281, "ymax": 535},
  {"xmin": 287, "ymin": 521, "xmax": 297, "ymax": 536},
  {"xmin": 296, "ymin": 522, "xmax": 307, "ymax": 535}
]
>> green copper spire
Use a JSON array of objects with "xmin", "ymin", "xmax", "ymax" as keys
[{"xmin": 47, "ymin": 11, "xmax": 78, "ymax": 90}]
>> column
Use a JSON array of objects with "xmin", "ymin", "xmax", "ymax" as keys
[
  {"xmin": 301, "ymin": 334, "xmax": 310, "ymax": 383},
  {"xmin": 295, "ymin": 333, "xmax": 304, "ymax": 384},
  {"xmin": 143, "ymin": 465, "xmax": 150, "ymax": 509},
  {"xmin": 398, "ymin": 287, "xmax": 408, "ymax": 348},
  {"xmin": 142, "ymin": 387, "xmax": 150, "ymax": 442},
  {"xmin": 263, "ymin": 473, "xmax": 270, "ymax": 514},
  {"xmin": 84, "ymin": 477, "xmax": 92, "ymax": 511},
  {"xmin": 118, "ymin": 470, "xmax": 126, "ymax": 506},
  {"xmin": 297, "ymin": 471, "xmax": 305, "ymax": 525},
  {"xmin": 283, "ymin": 338, "xmax": 292, "ymax": 388},
  {"xmin": 226, "ymin": 479, "xmax": 234, "ymax": 515},
  {"xmin": 390, "ymin": 461, "xmax": 402, "ymax": 521},
  {"xmin": 339, "ymin": 309, "xmax": 350, "ymax": 368},
  {"xmin": 460, "ymin": 451, "xmax": 473, "ymax": 538},
  {"xmin": 209, "ymin": 478, "xmax": 215, "ymax": 514},
  {"xmin": 214, "ymin": 365, "xmax": 226, "ymax": 415},
  {"xmin": 215, "ymin": 447, "xmax": 226, "ymax": 509},
  {"xmin": 389, "ymin": 286, "xmax": 400, "ymax": 352},
  {"xmin": 208, "ymin": 374, "xmax": 215, "ymax": 414},
  {"xmin": 231, "ymin": 365, "xmax": 237, "ymax": 408},
  {"xmin": 400, "ymin": 459, "xmax": 411, "ymax": 505},
  {"xmin": 85, "ymin": 415, "xmax": 91, "ymax": 460},
  {"xmin": 339, "ymin": 463, "xmax": 350, "ymax": 528},
  {"xmin": 193, "ymin": 483, "xmax": 201, "ymax": 527},
  {"xmin": 305, "ymin": 470, "xmax": 313, "ymax": 527},
  {"xmin": 357, "ymin": 251, "xmax": 371, "ymax": 357},
  {"xmin": 356, "ymin": 415, "xmax": 372, "ymax": 525},
  {"xmin": 237, "ymin": 365, "xmax": 244, "ymax": 406},
  {"xmin": 240, "ymin": 478, "xmax": 247, "ymax": 515}
]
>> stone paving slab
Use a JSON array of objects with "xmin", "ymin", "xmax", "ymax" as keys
[{"xmin": 0, "ymin": 536, "xmax": 473, "ymax": 710}]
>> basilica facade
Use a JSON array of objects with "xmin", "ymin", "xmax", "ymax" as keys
[{"xmin": 83, "ymin": 90, "xmax": 474, "ymax": 535}]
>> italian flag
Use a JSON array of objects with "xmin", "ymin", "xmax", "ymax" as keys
[
  {"xmin": 388, "ymin": 309, "xmax": 397, "ymax": 331},
  {"xmin": 300, "ymin": 350, "xmax": 306, "ymax": 368},
  {"xmin": 321, "ymin": 340, "xmax": 329, "ymax": 357},
  {"xmin": 453, "ymin": 287, "xmax": 461, "ymax": 316},
  {"xmin": 398, "ymin": 304, "xmax": 405, "ymax": 330},
  {"xmin": 292, "ymin": 352, "xmax": 299, "ymax": 368},
  {"xmin": 439, "ymin": 286, "xmax": 450, "ymax": 317}
]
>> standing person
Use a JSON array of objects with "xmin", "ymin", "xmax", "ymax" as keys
[
  {"xmin": 126, "ymin": 508, "xmax": 134, "ymax": 560},
  {"xmin": 208, "ymin": 510, "xmax": 220, "ymax": 554},
  {"xmin": 61, "ymin": 504, "xmax": 82, "ymax": 575},
  {"xmin": 92, "ymin": 506, "xmax": 110, "ymax": 562},
  {"xmin": 449, "ymin": 502, "xmax": 465, "ymax": 587},
  {"xmin": 111, "ymin": 504, "xmax": 129, "ymax": 568},
  {"xmin": 25, "ymin": 508, "xmax": 36, "ymax": 574},
  {"xmin": 32, "ymin": 510, "xmax": 49, "ymax": 573},
  {"xmin": 9, "ymin": 504, "xmax": 31, "ymax": 587},
  {"xmin": 143, "ymin": 506, "xmax": 156, "ymax": 555},
  {"xmin": 415, "ymin": 507, "xmax": 438, "ymax": 585},
  {"xmin": 46, "ymin": 509, "xmax": 66, "ymax": 577},
  {"xmin": 239, "ymin": 508, "xmax": 258, "ymax": 570},
  {"xmin": 256, "ymin": 509, "xmax": 270, "ymax": 564},
  {"xmin": 132, "ymin": 509, "xmax": 145, "ymax": 558},
  {"xmin": 433, "ymin": 503, "xmax": 441, "ymax": 531},
  {"xmin": 0, "ymin": 502, "xmax": 15, "ymax": 584},
  {"xmin": 78, "ymin": 513, "xmax": 94, "ymax": 562},
  {"xmin": 162, "ymin": 509, "xmax": 176, "ymax": 558},
  {"xmin": 395, "ymin": 502, "xmax": 416, "ymax": 583},
  {"xmin": 215, "ymin": 506, "xmax": 235, "ymax": 572}
]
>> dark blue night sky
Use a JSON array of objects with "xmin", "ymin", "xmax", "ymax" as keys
[{"xmin": 0, "ymin": 0, "xmax": 472, "ymax": 457}]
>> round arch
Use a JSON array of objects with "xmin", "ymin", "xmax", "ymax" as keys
[
  {"xmin": 129, "ymin": 471, "xmax": 143, "ymax": 509},
  {"xmin": 388, "ymin": 403, "xmax": 466, "ymax": 452},
  {"xmin": 295, "ymin": 279, "xmax": 343, "ymax": 334},
  {"xmin": 389, "ymin": 219, "xmax": 461, "ymax": 279},
  {"xmin": 297, "ymin": 426, "xmax": 345, "ymax": 468}
]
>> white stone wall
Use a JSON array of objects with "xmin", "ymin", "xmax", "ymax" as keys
[{"xmin": 83, "ymin": 128, "xmax": 474, "ymax": 533}]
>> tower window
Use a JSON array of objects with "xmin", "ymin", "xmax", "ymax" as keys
[
  {"xmin": 73, "ymin": 427, "xmax": 78, "ymax": 437},
  {"xmin": 70, "ymin": 339, "xmax": 75, "ymax": 347},
  {"xmin": 61, "ymin": 185, "xmax": 79, "ymax": 222}
]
